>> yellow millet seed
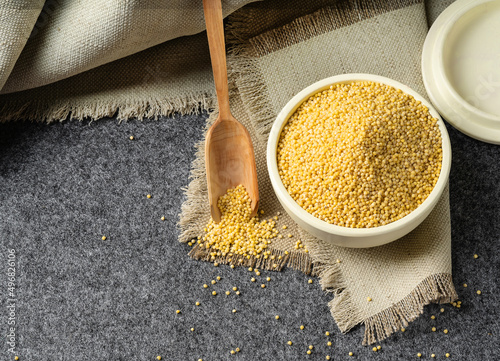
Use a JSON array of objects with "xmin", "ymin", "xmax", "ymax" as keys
[
  {"xmin": 261, "ymin": 284, "xmax": 266, "ymax": 288},
  {"xmin": 401, "ymin": 328, "xmax": 406, "ymax": 332},
  {"xmin": 211, "ymin": 280, "xmax": 216, "ymax": 285},
  {"xmin": 161, "ymin": 216, "xmax": 165, "ymax": 221},
  {"xmin": 377, "ymin": 345, "xmax": 381, "ymax": 350},
  {"xmin": 309, "ymin": 345, "xmax": 314, "ymax": 350},
  {"xmin": 251, "ymin": 278, "xmax": 256, "ymax": 282},
  {"xmin": 230, "ymin": 350, "xmax": 235, "ymax": 355},
  {"xmin": 373, "ymin": 347, "xmax": 377, "ymax": 352},
  {"xmin": 101, "ymin": 236, "xmax": 106, "ymax": 241},
  {"xmin": 226, "ymin": 291, "xmax": 231, "ymax": 295},
  {"xmin": 308, "ymin": 279, "xmax": 313, "ymax": 284},
  {"xmin": 326, "ymin": 356, "xmax": 331, "ymax": 360},
  {"xmin": 327, "ymin": 341, "xmax": 332, "ymax": 346},
  {"xmin": 195, "ymin": 301, "xmax": 200, "ymax": 306},
  {"xmin": 431, "ymin": 315, "xmax": 435, "ymax": 319},
  {"xmin": 212, "ymin": 291, "xmax": 217, "ymax": 296},
  {"xmin": 473, "ymin": 254, "xmax": 478, "ymax": 259},
  {"xmin": 307, "ymin": 350, "xmax": 311, "ymax": 355},
  {"xmin": 236, "ymin": 348, "xmax": 240, "ymax": 352},
  {"xmin": 230, "ymin": 264, "xmax": 235, "ymax": 269},
  {"xmin": 267, "ymin": 277, "xmax": 271, "ymax": 282},
  {"xmin": 349, "ymin": 352, "xmax": 353, "ymax": 356},
  {"xmin": 203, "ymin": 284, "xmax": 208, "ymax": 288},
  {"xmin": 288, "ymin": 341, "xmax": 293, "ymax": 346},
  {"xmin": 147, "ymin": 194, "xmax": 151, "ymax": 199},
  {"xmin": 275, "ymin": 315, "xmax": 280, "ymax": 320},
  {"xmin": 236, "ymin": 291, "xmax": 241, "ymax": 295},
  {"xmin": 463, "ymin": 283, "xmax": 467, "ymax": 287},
  {"xmin": 432, "ymin": 327, "xmax": 437, "ymax": 332},
  {"xmin": 248, "ymin": 267, "xmax": 253, "ymax": 272},
  {"xmin": 446, "ymin": 353, "xmax": 450, "ymax": 358},
  {"xmin": 417, "ymin": 353, "xmax": 422, "ymax": 357},
  {"xmin": 15, "ymin": 357, "xmax": 19, "ymax": 361},
  {"xmin": 444, "ymin": 329, "xmax": 449, "ymax": 334},
  {"xmin": 477, "ymin": 290, "xmax": 482, "ymax": 295},
  {"xmin": 217, "ymin": 276, "xmax": 221, "ymax": 280},
  {"xmin": 176, "ymin": 310, "xmax": 181, "ymax": 314},
  {"xmin": 440, "ymin": 308, "xmax": 445, "ymax": 313},
  {"xmin": 201, "ymin": 185, "xmax": 278, "ymax": 260},
  {"xmin": 300, "ymin": 325, "xmax": 305, "ymax": 330},
  {"xmin": 276, "ymin": 81, "xmax": 442, "ymax": 228},
  {"xmin": 431, "ymin": 354, "xmax": 436, "ymax": 358},
  {"xmin": 325, "ymin": 331, "xmax": 330, "ymax": 336},
  {"xmin": 233, "ymin": 287, "xmax": 238, "ymax": 291},
  {"xmin": 367, "ymin": 297, "xmax": 372, "ymax": 302}
]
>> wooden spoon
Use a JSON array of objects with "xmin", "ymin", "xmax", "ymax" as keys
[{"xmin": 203, "ymin": 0, "xmax": 259, "ymax": 223}]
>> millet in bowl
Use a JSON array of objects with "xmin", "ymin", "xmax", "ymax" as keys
[{"xmin": 267, "ymin": 74, "xmax": 451, "ymax": 248}]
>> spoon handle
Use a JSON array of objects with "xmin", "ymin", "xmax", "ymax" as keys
[{"xmin": 203, "ymin": 0, "xmax": 231, "ymax": 120}]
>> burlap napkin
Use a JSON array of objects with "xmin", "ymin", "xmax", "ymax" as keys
[
  {"xmin": 0, "ymin": 0, "xmax": 254, "ymax": 121},
  {"xmin": 179, "ymin": 0, "xmax": 457, "ymax": 344}
]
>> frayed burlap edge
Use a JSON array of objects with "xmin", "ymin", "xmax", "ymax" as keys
[
  {"xmin": 227, "ymin": 0, "xmax": 423, "ymax": 58},
  {"xmin": 362, "ymin": 273, "xmax": 457, "ymax": 344},
  {"xmin": 0, "ymin": 92, "xmax": 216, "ymax": 123},
  {"xmin": 314, "ymin": 257, "xmax": 458, "ymax": 344},
  {"xmin": 178, "ymin": 111, "xmax": 216, "ymax": 243},
  {"xmin": 189, "ymin": 243, "xmax": 315, "ymax": 275}
]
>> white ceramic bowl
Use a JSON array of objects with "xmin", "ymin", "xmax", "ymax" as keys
[{"xmin": 267, "ymin": 74, "xmax": 452, "ymax": 248}]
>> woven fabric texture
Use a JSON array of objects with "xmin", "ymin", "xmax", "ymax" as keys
[
  {"xmin": 0, "ymin": 1, "xmax": 44, "ymax": 90},
  {"xmin": 0, "ymin": 0, "xmax": 255, "ymax": 121}
]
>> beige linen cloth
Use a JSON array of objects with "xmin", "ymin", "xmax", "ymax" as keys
[{"xmin": 0, "ymin": 0, "xmax": 457, "ymax": 344}]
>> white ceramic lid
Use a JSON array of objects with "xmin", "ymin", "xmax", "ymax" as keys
[{"xmin": 422, "ymin": 0, "xmax": 500, "ymax": 144}]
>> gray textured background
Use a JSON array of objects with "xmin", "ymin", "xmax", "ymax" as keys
[{"xmin": 0, "ymin": 113, "xmax": 499, "ymax": 361}]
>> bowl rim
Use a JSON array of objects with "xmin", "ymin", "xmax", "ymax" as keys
[
  {"xmin": 421, "ymin": 0, "xmax": 500, "ymax": 144},
  {"xmin": 266, "ymin": 73, "xmax": 452, "ymax": 239},
  {"xmin": 437, "ymin": 0, "xmax": 500, "ymax": 122}
]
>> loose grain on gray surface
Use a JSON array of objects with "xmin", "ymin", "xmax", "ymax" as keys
[{"xmin": 0, "ymin": 114, "xmax": 499, "ymax": 361}]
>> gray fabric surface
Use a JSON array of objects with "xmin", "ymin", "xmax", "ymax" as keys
[{"xmin": 0, "ymin": 114, "xmax": 498, "ymax": 360}]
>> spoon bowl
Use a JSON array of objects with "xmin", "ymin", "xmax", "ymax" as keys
[{"xmin": 205, "ymin": 116, "xmax": 259, "ymax": 222}]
